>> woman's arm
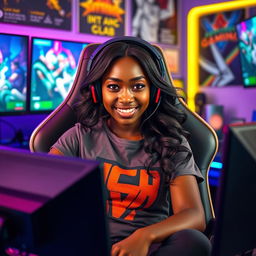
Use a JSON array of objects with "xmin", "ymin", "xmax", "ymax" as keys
[
  {"xmin": 138, "ymin": 175, "xmax": 206, "ymax": 243},
  {"xmin": 111, "ymin": 175, "xmax": 205, "ymax": 256}
]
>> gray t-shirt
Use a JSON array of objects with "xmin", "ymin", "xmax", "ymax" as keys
[{"xmin": 52, "ymin": 121, "xmax": 203, "ymax": 242}]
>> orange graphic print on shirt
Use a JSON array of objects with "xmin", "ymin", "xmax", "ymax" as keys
[{"xmin": 103, "ymin": 162, "xmax": 160, "ymax": 221}]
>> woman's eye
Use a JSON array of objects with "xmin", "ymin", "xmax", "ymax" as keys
[
  {"xmin": 133, "ymin": 83, "xmax": 145, "ymax": 90},
  {"xmin": 107, "ymin": 84, "xmax": 119, "ymax": 91}
]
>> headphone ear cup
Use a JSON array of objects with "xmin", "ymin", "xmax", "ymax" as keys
[
  {"xmin": 90, "ymin": 82, "xmax": 102, "ymax": 103},
  {"xmin": 95, "ymin": 81, "xmax": 102, "ymax": 102},
  {"xmin": 155, "ymin": 88, "xmax": 161, "ymax": 104},
  {"xmin": 90, "ymin": 85, "xmax": 98, "ymax": 103},
  {"xmin": 150, "ymin": 87, "xmax": 161, "ymax": 104}
]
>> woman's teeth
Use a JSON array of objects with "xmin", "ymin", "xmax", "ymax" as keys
[{"xmin": 116, "ymin": 108, "xmax": 136, "ymax": 113}]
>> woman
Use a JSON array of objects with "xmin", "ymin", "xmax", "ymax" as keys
[{"xmin": 50, "ymin": 37, "xmax": 211, "ymax": 256}]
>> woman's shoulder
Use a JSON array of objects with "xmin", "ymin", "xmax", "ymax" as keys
[
  {"xmin": 72, "ymin": 120, "xmax": 105, "ymax": 136},
  {"xmin": 52, "ymin": 121, "xmax": 105, "ymax": 155},
  {"xmin": 58, "ymin": 123, "xmax": 91, "ymax": 140},
  {"xmin": 63, "ymin": 122, "xmax": 86, "ymax": 135}
]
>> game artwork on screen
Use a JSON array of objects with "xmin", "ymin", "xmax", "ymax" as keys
[
  {"xmin": 0, "ymin": 34, "xmax": 28, "ymax": 113},
  {"xmin": 30, "ymin": 38, "xmax": 87, "ymax": 112}
]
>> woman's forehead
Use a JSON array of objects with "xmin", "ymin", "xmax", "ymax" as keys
[{"xmin": 103, "ymin": 56, "xmax": 147, "ymax": 80}]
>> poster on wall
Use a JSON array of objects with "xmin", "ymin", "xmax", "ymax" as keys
[
  {"xmin": 79, "ymin": 0, "xmax": 126, "ymax": 37},
  {"xmin": 162, "ymin": 48, "xmax": 180, "ymax": 75},
  {"xmin": 0, "ymin": 0, "xmax": 71, "ymax": 30},
  {"xmin": 199, "ymin": 10, "xmax": 245, "ymax": 87},
  {"xmin": 132, "ymin": 0, "xmax": 178, "ymax": 45}
]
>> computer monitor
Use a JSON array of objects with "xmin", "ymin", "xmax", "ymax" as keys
[
  {"xmin": 0, "ymin": 33, "xmax": 28, "ymax": 114},
  {"xmin": 30, "ymin": 37, "xmax": 88, "ymax": 113},
  {"xmin": 0, "ymin": 146, "xmax": 110, "ymax": 256},
  {"xmin": 236, "ymin": 15, "xmax": 256, "ymax": 88},
  {"xmin": 212, "ymin": 122, "xmax": 256, "ymax": 256}
]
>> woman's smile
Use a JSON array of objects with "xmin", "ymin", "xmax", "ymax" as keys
[{"xmin": 114, "ymin": 106, "xmax": 139, "ymax": 118}]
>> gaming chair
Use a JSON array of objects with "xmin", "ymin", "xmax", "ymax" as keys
[{"xmin": 29, "ymin": 37, "xmax": 218, "ymax": 234}]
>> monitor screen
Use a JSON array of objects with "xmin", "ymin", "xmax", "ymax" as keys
[
  {"xmin": 0, "ymin": 33, "xmax": 28, "ymax": 113},
  {"xmin": 30, "ymin": 38, "xmax": 88, "ymax": 112},
  {"xmin": 236, "ymin": 15, "xmax": 256, "ymax": 88},
  {"xmin": 0, "ymin": 146, "xmax": 110, "ymax": 255},
  {"xmin": 212, "ymin": 122, "xmax": 256, "ymax": 255}
]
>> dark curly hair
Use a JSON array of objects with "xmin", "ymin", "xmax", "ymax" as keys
[{"xmin": 75, "ymin": 41, "xmax": 191, "ymax": 183}]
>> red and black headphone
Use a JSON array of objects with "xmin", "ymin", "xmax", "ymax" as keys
[{"xmin": 87, "ymin": 36, "xmax": 166, "ymax": 105}]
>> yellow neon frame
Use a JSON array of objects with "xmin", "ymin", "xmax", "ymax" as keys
[{"xmin": 187, "ymin": 0, "xmax": 256, "ymax": 111}]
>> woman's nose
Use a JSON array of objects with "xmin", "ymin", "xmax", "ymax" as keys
[{"xmin": 118, "ymin": 88, "xmax": 134, "ymax": 103}]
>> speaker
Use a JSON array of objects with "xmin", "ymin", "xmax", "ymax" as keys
[{"xmin": 204, "ymin": 104, "xmax": 224, "ymax": 138}]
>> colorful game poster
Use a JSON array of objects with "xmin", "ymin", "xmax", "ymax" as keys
[
  {"xmin": 0, "ymin": 0, "xmax": 71, "ymax": 30},
  {"xmin": 79, "ymin": 0, "xmax": 125, "ymax": 37},
  {"xmin": 132, "ymin": 0, "xmax": 178, "ymax": 45},
  {"xmin": 199, "ymin": 10, "xmax": 245, "ymax": 87}
]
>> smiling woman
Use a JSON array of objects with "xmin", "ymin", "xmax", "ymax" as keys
[
  {"xmin": 102, "ymin": 56, "xmax": 150, "ymax": 140},
  {"xmin": 49, "ymin": 37, "xmax": 211, "ymax": 256}
]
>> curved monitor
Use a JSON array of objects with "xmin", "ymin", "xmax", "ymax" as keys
[
  {"xmin": 0, "ymin": 33, "xmax": 28, "ymax": 114},
  {"xmin": 212, "ymin": 122, "xmax": 256, "ymax": 255},
  {"xmin": 30, "ymin": 37, "xmax": 87, "ymax": 113}
]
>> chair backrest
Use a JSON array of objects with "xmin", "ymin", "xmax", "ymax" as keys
[{"xmin": 29, "ymin": 40, "xmax": 218, "ymax": 228}]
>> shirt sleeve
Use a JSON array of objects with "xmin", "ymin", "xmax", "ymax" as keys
[
  {"xmin": 171, "ymin": 138, "xmax": 204, "ymax": 183},
  {"xmin": 51, "ymin": 124, "xmax": 80, "ymax": 157}
]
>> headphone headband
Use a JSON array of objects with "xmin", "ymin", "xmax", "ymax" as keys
[{"xmin": 86, "ymin": 36, "xmax": 165, "ymax": 77}]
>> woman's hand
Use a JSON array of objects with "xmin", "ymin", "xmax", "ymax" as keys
[{"xmin": 111, "ymin": 228, "xmax": 152, "ymax": 256}]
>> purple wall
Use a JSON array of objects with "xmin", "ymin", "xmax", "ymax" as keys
[
  {"xmin": 0, "ymin": 0, "xmax": 255, "ymax": 146},
  {"xmin": 200, "ymin": 87, "xmax": 256, "ymax": 123}
]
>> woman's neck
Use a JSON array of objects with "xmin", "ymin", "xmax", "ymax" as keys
[{"xmin": 107, "ymin": 119, "xmax": 143, "ymax": 141}]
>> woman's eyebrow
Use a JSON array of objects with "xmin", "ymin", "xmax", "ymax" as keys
[
  {"xmin": 130, "ymin": 76, "xmax": 146, "ymax": 82},
  {"xmin": 106, "ymin": 77, "xmax": 122, "ymax": 82},
  {"xmin": 105, "ymin": 76, "xmax": 146, "ymax": 82}
]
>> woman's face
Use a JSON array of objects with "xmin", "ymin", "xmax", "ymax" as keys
[{"xmin": 102, "ymin": 56, "xmax": 150, "ymax": 129}]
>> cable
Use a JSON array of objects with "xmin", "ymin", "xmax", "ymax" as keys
[{"xmin": 140, "ymin": 98, "xmax": 162, "ymax": 128}]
